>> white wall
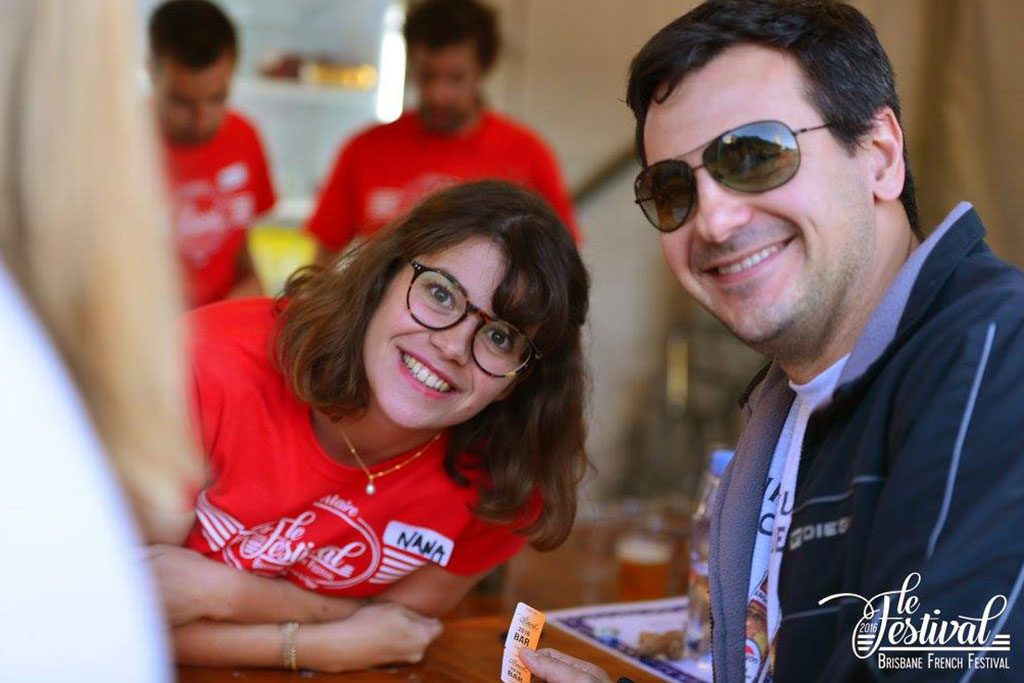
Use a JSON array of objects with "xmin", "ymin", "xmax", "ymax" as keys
[{"xmin": 488, "ymin": 0, "xmax": 698, "ymax": 187}]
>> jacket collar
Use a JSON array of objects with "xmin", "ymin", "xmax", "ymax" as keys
[{"xmin": 838, "ymin": 202, "xmax": 981, "ymax": 385}]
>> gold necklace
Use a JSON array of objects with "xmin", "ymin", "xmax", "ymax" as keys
[{"xmin": 335, "ymin": 427, "xmax": 442, "ymax": 495}]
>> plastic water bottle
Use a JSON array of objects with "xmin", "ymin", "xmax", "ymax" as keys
[{"xmin": 685, "ymin": 448, "xmax": 734, "ymax": 661}]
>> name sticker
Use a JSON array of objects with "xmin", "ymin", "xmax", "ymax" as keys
[{"xmin": 382, "ymin": 520, "xmax": 454, "ymax": 567}]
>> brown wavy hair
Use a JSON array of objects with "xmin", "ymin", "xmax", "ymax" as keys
[{"xmin": 275, "ymin": 181, "xmax": 590, "ymax": 550}]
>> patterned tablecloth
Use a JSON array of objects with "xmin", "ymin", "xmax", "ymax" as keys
[{"xmin": 547, "ymin": 597, "xmax": 714, "ymax": 683}]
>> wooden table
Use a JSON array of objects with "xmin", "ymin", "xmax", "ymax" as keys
[
  {"xmin": 178, "ymin": 614, "xmax": 655, "ymax": 681},
  {"xmin": 179, "ymin": 519, "xmax": 686, "ymax": 682}
]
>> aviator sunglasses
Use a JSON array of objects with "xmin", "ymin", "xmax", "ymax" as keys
[{"xmin": 634, "ymin": 119, "xmax": 831, "ymax": 232}]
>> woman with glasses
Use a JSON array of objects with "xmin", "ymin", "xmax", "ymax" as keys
[{"xmin": 148, "ymin": 180, "xmax": 590, "ymax": 673}]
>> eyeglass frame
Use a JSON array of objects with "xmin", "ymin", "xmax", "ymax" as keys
[
  {"xmin": 633, "ymin": 119, "xmax": 832, "ymax": 233},
  {"xmin": 404, "ymin": 259, "xmax": 542, "ymax": 379}
]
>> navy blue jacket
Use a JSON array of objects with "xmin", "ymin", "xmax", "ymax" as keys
[{"xmin": 709, "ymin": 205, "xmax": 1024, "ymax": 681}]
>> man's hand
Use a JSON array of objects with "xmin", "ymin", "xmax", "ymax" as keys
[
  {"xmin": 146, "ymin": 544, "xmax": 238, "ymax": 626},
  {"xmin": 520, "ymin": 648, "xmax": 613, "ymax": 683}
]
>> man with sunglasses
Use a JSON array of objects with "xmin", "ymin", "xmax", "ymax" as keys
[{"xmin": 523, "ymin": 1, "xmax": 1023, "ymax": 682}]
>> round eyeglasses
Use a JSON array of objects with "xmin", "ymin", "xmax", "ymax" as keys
[{"xmin": 405, "ymin": 260, "xmax": 540, "ymax": 379}]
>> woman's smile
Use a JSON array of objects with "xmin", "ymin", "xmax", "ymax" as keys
[{"xmin": 400, "ymin": 350, "xmax": 455, "ymax": 395}]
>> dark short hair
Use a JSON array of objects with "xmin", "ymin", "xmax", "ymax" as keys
[
  {"xmin": 149, "ymin": 0, "xmax": 237, "ymax": 69},
  {"xmin": 276, "ymin": 181, "xmax": 589, "ymax": 550},
  {"xmin": 626, "ymin": 0, "xmax": 922, "ymax": 237},
  {"xmin": 404, "ymin": 0, "xmax": 500, "ymax": 71}
]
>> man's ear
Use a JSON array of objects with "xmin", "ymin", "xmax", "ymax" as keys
[{"xmin": 864, "ymin": 106, "xmax": 906, "ymax": 202}]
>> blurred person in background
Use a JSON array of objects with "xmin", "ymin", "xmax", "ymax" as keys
[
  {"xmin": 147, "ymin": 181, "xmax": 591, "ymax": 672},
  {"xmin": 149, "ymin": 0, "xmax": 276, "ymax": 308},
  {"xmin": 0, "ymin": 0, "xmax": 200, "ymax": 680},
  {"xmin": 525, "ymin": 0, "xmax": 1024, "ymax": 681},
  {"xmin": 307, "ymin": 0, "xmax": 580, "ymax": 262}
]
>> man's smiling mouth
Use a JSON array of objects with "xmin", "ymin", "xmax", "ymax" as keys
[{"xmin": 713, "ymin": 242, "xmax": 786, "ymax": 276}]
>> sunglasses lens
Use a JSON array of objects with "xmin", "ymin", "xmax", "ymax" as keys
[
  {"xmin": 705, "ymin": 121, "xmax": 800, "ymax": 193},
  {"xmin": 635, "ymin": 161, "xmax": 695, "ymax": 232}
]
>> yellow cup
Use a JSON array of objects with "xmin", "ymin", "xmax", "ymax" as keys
[{"xmin": 248, "ymin": 225, "xmax": 316, "ymax": 297}]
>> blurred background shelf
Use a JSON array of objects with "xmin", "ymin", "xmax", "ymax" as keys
[
  {"xmin": 233, "ymin": 76, "xmax": 377, "ymax": 107},
  {"xmin": 139, "ymin": 0, "xmax": 405, "ymax": 224}
]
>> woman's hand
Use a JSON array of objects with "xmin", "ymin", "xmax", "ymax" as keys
[
  {"xmin": 146, "ymin": 544, "xmax": 238, "ymax": 626},
  {"xmin": 520, "ymin": 648, "xmax": 613, "ymax": 683},
  {"xmin": 301, "ymin": 602, "xmax": 443, "ymax": 672}
]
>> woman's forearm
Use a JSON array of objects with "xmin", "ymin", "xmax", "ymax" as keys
[
  {"xmin": 151, "ymin": 544, "xmax": 473, "ymax": 626},
  {"xmin": 215, "ymin": 557, "xmax": 484, "ymax": 623},
  {"xmin": 173, "ymin": 604, "xmax": 443, "ymax": 673},
  {"xmin": 148, "ymin": 544, "xmax": 365, "ymax": 625},
  {"xmin": 219, "ymin": 568, "xmax": 365, "ymax": 623},
  {"xmin": 173, "ymin": 620, "xmax": 286, "ymax": 669},
  {"xmin": 173, "ymin": 619, "xmax": 356, "ymax": 672}
]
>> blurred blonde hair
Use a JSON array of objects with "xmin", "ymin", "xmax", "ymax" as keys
[{"xmin": 0, "ymin": 0, "xmax": 200, "ymax": 520}]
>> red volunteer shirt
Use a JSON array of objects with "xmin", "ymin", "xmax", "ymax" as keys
[
  {"xmin": 163, "ymin": 111, "xmax": 275, "ymax": 308},
  {"xmin": 184, "ymin": 298, "xmax": 526, "ymax": 596},
  {"xmin": 307, "ymin": 110, "xmax": 580, "ymax": 251}
]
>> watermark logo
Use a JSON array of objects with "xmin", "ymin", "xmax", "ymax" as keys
[{"xmin": 819, "ymin": 573, "xmax": 1011, "ymax": 672}]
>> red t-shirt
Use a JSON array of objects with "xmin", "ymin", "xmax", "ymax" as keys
[
  {"xmin": 306, "ymin": 110, "xmax": 580, "ymax": 251},
  {"xmin": 163, "ymin": 111, "xmax": 276, "ymax": 308},
  {"xmin": 184, "ymin": 298, "xmax": 526, "ymax": 596}
]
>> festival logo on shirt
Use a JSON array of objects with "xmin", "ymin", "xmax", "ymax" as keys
[
  {"xmin": 172, "ymin": 161, "xmax": 255, "ymax": 266},
  {"xmin": 820, "ymin": 572, "xmax": 1012, "ymax": 673},
  {"xmin": 194, "ymin": 491, "xmax": 456, "ymax": 592},
  {"xmin": 222, "ymin": 494, "xmax": 381, "ymax": 590}
]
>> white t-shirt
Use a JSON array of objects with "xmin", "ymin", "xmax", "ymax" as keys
[
  {"xmin": 0, "ymin": 260, "xmax": 171, "ymax": 681},
  {"xmin": 744, "ymin": 355, "xmax": 849, "ymax": 683}
]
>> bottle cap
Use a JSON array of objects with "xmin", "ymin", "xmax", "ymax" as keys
[{"xmin": 709, "ymin": 448, "xmax": 734, "ymax": 477}]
